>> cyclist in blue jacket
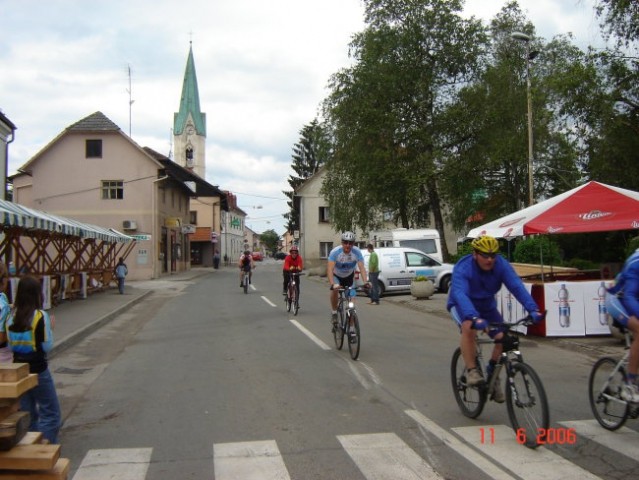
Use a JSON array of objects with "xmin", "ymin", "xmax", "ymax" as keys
[
  {"xmin": 605, "ymin": 248, "xmax": 639, "ymax": 403},
  {"xmin": 447, "ymin": 236, "xmax": 542, "ymax": 402}
]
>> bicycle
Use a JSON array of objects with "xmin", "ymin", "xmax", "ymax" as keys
[
  {"xmin": 588, "ymin": 321, "xmax": 639, "ymax": 430},
  {"xmin": 285, "ymin": 271, "xmax": 303, "ymax": 315},
  {"xmin": 242, "ymin": 269, "xmax": 250, "ymax": 294},
  {"xmin": 450, "ymin": 315, "xmax": 549, "ymax": 448},
  {"xmin": 330, "ymin": 285, "xmax": 361, "ymax": 360}
]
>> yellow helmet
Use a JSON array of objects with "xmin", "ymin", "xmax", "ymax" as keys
[{"xmin": 471, "ymin": 236, "xmax": 499, "ymax": 254}]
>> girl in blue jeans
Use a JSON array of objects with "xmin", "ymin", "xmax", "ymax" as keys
[{"xmin": 6, "ymin": 276, "xmax": 61, "ymax": 444}]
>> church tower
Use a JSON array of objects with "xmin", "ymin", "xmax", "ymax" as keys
[{"xmin": 173, "ymin": 43, "xmax": 206, "ymax": 178}]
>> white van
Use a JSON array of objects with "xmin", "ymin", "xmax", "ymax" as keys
[
  {"xmin": 369, "ymin": 228, "xmax": 443, "ymax": 262},
  {"xmin": 356, "ymin": 247, "xmax": 453, "ymax": 296}
]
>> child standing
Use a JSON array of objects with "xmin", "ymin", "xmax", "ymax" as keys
[{"xmin": 6, "ymin": 276, "xmax": 61, "ymax": 444}]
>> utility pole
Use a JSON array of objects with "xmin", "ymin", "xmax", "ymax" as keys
[{"xmin": 127, "ymin": 64, "xmax": 135, "ymax": 137}]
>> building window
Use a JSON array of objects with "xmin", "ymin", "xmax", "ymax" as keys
[
  {"xmin": 190, "ymin": 211, "xmax": 197, "ymax": 225},
  {"xmin": 319, "ymin": 207, "xmax": 330, "ymax": 223},
  {"xmin": 101, "ymin": 180, "xmax": 123, "ymax": 199},
  {"xmin": 319, "ymin": 242, "xmax": 333, "ymax": 259},
  {"xmin": 86, "ymin": 139, "xmax": 102, "ymax": 158}
]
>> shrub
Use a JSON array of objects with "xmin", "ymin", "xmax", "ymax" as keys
[{"xmin": 513, "ymin": 236, "xmax": 562, "ymax": 265}]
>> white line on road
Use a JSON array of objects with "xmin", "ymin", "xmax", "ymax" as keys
[
  {"xmin": 261, "ymin": 296, "xmax": 277, "ymax": 306},
  {"xmin": 290, "ymin": 319, "xmax": 331, "ymax": 350},
  {"xmin": 338, "ymin": 432, "xmax": 442, "ymax": 479},
  {"xmin": 72, "ymin": 448, "xmax": 153, "ymax": 480},
  {"xmin": 452, "ymin": 424, "xmax": 603, "ymax": 480},
  {"xmin": 214, "ymin": 440, "xmax": 291, "ymax": 480},
  {"xmin": 559, "ymin": 419, "xmax": 639, "ymax": 461},
  {"xmin": 405, "ymin": 410, "xmax": 516, "ymax": 480}
]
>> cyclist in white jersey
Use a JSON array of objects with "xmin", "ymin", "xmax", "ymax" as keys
[{"xmin": 327, "ymin": 231, "xmax": 370, "ymax": 325}]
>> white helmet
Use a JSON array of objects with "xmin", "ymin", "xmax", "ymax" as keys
[{"xmin": 341, "ymin": 231, "xmax": 356, "ymax": 242}]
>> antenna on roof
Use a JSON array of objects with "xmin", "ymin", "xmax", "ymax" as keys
[{"xmin": 126, "ymin": 64, "xmax": 135, "ymax": 137}]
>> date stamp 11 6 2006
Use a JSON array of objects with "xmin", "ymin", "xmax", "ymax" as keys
[{"xmin": 479, "ymin": 427, "xmax": 577, "ymax": 445}]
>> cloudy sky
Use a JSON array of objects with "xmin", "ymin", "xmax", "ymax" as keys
[{"xmin": 0, "ymin": 0, "xmax": 604, "ymax": 234}]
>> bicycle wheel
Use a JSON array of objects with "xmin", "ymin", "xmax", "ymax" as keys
[
  {"xmin": 333, "ymin": 304, "xmax": 345, "ymax": 350},
  {"xmin": 506, "ymin": 362, "xmax": 549, "ymax": 448},
  {"xmin": 293, "ymin": 287, "xmax": 299, "ymax": 316},
  {"xmin": 450, "ymin": 347, "xmax": 486, "ymax": 418},
  {"xmin": 347, "ymin": 310, "xmax": 361, "ymax": 360},
  {"xmin": 243, "ymin": 274, "xmax": 248, "ymax": 294},
  {"xmin": 588, "ymin": 357, "xmax": 629, "ymax": 430},
  {"xmin": 284, "ymin": 283, "xmax": 293, "ymax": 312}
]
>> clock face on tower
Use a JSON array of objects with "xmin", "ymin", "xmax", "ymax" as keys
[{"xmin": 186, "ymin": 125, "xmax": 194, "ymax": 135}]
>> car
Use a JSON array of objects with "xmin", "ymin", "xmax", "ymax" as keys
[
  {"xmin": 355, "ymin": 247, "xmax": 453, "ymax": 296},
  {"xmin": 252, "ymin": 251, "xmax": 263, "ymax": 261},
  {"xmin": 274, "ymin": 252, "xmax": 287, "ymax": 260}
]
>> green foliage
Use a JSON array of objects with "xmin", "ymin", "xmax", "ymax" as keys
[
  {"xmin": 413, "ymin": 275, "xmax": 428, "ymax": 282},
  {"xmin": 259, "ymin": 230, "xmax": 280, "ymax": 255},
  {"xmin": 283, "ymin": 120, "xmax": 330, "ymax": 233},
  {"xmin": 563, "ymin": 258, "xmax": 599, "ymax": 271},
  {"xmin": 513, "ymin": 236, "xmax": 561, "ymax": 265},
  {"xmin": 626, "ymin": 236, "xmax": 639, "ymax": 258}
]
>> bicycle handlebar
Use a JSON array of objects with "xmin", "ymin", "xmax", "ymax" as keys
[{"xmin": 485, "ymin": 311, "xmax": 548, "ymax": 330}]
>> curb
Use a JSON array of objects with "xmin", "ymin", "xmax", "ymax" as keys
[{"xmin": 50, "ymin": 290, "xmax": 153, "ymax": 358}]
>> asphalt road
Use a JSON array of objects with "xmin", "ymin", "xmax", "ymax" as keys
[{"xmin": 51, "ymin": 262, "xmax": 638, "ymax": 479}]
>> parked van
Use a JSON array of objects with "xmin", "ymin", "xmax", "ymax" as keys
[
  {"xmin": 369, "ymin": 228, "xmax": 443, "ymax": 262},
  {"xmin": 356, "ymin": 247, "xmax": 453, "ymax": 296}
]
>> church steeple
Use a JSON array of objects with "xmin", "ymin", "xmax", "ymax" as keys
[{"xmin": 173, "ymin": 42, "xmax": 207, "ymax": 178}]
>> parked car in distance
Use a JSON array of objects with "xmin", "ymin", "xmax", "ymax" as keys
[
  {"xmin": 252, "ymin": 251, "xmax": 263, "ymax": 261},
  {"xmin": 274, "ymin": 251, "xmax": 287, "ymax": 260},
  {"xmin": 355, "ymin": 246, "xmax": 453, "ymax": 296}
]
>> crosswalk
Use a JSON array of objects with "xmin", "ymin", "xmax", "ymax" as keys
[{"xmin": 70, "ymin": 414, "xmax": 638, "ymax": 479}]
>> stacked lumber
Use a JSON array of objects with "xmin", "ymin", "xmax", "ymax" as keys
[{"xmin": 0, "ymin": 364, "xmax": 69, "ymax": 479}]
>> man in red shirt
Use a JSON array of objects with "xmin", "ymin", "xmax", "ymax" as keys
[{"xmin": 283, "ymin": 246, "xmax": 304, "ymax": 295}]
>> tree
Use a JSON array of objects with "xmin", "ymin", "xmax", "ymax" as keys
[
  {"xmin": 283, "ymin": 119, "xmax": 330, "ymax": 233},
  {"xmin": 439, "ymin": 2, "xmax": 583, "ymax": 231},
  {"xmin": 259, "ymin": 229, "xmax": 280, "ymax": 255},
  {"xmin": 322, "ymin": 0, "xmax": 488, "ymax": 260}
]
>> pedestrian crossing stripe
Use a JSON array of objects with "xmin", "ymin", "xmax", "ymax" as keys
[
  {"xmin": 451, "ymin": 425, "xmax": 603, "ymax": 480},
  {"xmin": 214, "ymin": 439, "xmax": 290, "ymax": 480},
  {"xmin": 72, "ymin": 447, "xmax": 152, "ymax": 480},
  {"xmin": 338, "ymin": 432, "xmax": 441, "ymax": 479},
  {"xmin": 405, "ymin": 409, "xmax": 517, "ymax": 480},
  {"xmin": 559, "ymin": 419, "xmax": 639, "ymax": 461}
]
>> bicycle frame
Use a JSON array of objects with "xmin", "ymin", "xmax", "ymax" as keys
[
  {"xmin": 332, "ymin": 285, "xmax": 361, "ymax": 360},
  {"xmin": 286, "ymin": 272, "xmax": 301, "ymax": 315}
]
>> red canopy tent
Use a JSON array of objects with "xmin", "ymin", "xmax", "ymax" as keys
[{"xmin": 467, "ymin": 181, "xmax": 639, "ymax": 239}]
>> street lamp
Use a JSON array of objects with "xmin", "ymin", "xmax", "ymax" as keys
[{"xmin": 511, "ymin": 32, "xmax": 538, "ymax": 206}]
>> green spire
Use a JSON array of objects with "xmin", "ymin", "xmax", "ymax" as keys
[{"xmin": 174, "ymin": 43, "xmax": 206, "ymax": 136}]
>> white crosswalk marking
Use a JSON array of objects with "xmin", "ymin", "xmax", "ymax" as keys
[
  {"xmin": 213, "ymin": 439, "xmax": 291, "ymax": 480},
  {"xmin": 559, "ymin": 419, "xmax": 639, "ymax": 461},
  {"xmin": 338, "ymin": 432, "xmax": 442, "ymax": 479},
  {"xmin": 452, "ymin": 425, "xmax": 604, "ymax": 480},
  {"xmin": 405, "ymin": 410, "xmax": 516, "ymax": 480},
  {"xmin": 72, "ymin": 447, "xmax": 152, "ymax": 480}
]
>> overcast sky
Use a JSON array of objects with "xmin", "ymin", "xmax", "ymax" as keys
[{"xmin": 0, "ymin": 0, "xmax": 604, "ymax": 235}]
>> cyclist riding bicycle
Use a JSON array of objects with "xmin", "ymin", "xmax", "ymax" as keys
[
  {"xmin": 282, "ymin": 245, "xmax": 304, "ymax": 295},
  {"xmin": 605, "ymin": 247, "xmax": 639, "ymax": 403},
  {"xmin": 447, "ymin": 235, "xmax": 543, "ymax": 403},
  {"xmin": 327, "ymin": 231, "xmax": 370, "ymax": 326},
  {"xmin": 238, "ymin": 250, "xmax": 254, "ymax": 287}
]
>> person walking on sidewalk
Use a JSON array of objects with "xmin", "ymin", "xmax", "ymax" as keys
[
  {"xmin": 114, "ymin": 257, "xmax": 128, "ymax": 294},
  {"xmin": 5, "ymin": 276, "xmax": 61, "ymax": 444},
  {"xmin": 366, "ymin": 244, "xmax": 380, "ymax": 305},
  {"xmin": 0, "ymin": 263, "xmax": 12, "ymax": 363}
]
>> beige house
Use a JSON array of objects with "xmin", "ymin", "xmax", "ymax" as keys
[
  {"xmin": 296, "ymin": 168, "xmax": 457, "ymax": 268},
  {"xmin": 11, "ymin": 111, "xmax": 226, "ymax": 280}
]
